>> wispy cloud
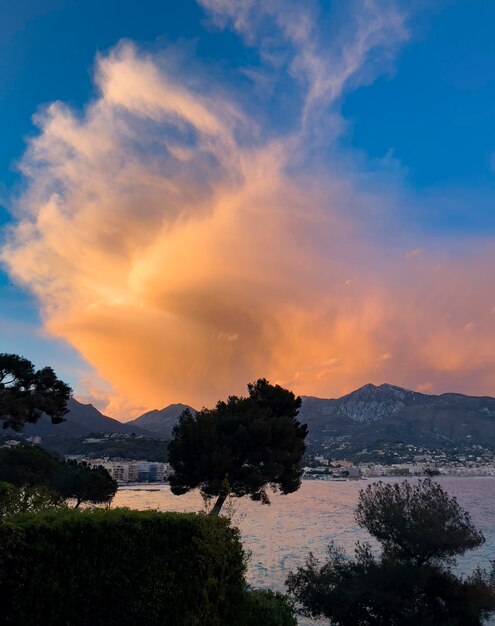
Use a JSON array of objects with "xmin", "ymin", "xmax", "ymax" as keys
[{"xmin": 199, "ymin": 0, "xmax": 408, "ymax": 122}]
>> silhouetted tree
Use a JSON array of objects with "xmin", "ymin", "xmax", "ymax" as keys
[
  {"xmin": 168, "ymin": 379, "xmax": 307, "ymax": 515},
  {"xmin": 287, "ymin": 479, "xmax": 495, "ymax": 625},
  {"xmin": 0, "ymin": 445, "xmax": 117, "ymax": 508},
  {"xmin": 0, "ymin": 444, "xmax": 60, "ymax": 488},
  {"xmin": 355, "ymin": 478, "xmax": 484, "ymax": 566},
  {"xmin": 0, "ymin": 353, "xmax": 71, "ymax": 430},
  {"xmin": 55, "ymin": 460, "xmax": 117, "ymax": 507},
  {"xmin": 238, "ymin": 589, "xmax": 298, "ymax": 626}
]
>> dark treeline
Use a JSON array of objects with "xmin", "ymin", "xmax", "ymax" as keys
[
  {"xmin": 0, "ymin": 445, "xmax": 117, "ymax": 511},
  {"xmin": 50, "ymin": 435, "xmax": 170, "ymax": 462}
]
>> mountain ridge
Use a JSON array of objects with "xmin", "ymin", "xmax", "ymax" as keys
[
  {"xmin": 7, "ymin": 398, "xmax": 151, "ymax": 439},
  {"xmin": 7, "ymin": 383, "xmax": 495, "ymax": 453},
  {"xmin": 298, "ymin": 383, "xmax": 495, "ymax": 452},
  {"xmin": 125, "ymin": 382, "xmax": 495, "ymax": 451},
  {"xmin": 127, "ymin": 403, "xmax": 195, "ymax": 438}
]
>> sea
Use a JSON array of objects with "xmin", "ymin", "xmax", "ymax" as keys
[{"xmin": 113, "ymin": 477, "xmax": 495, "ymax": 624}]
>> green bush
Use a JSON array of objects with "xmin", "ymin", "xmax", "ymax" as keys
[
  {"xmin": 0, "ymin": 508, "xmax": 246, "ymax": 625},
  {"xmin": 238, "ymin": 589, "xmax": 298, "ymax": 625}
]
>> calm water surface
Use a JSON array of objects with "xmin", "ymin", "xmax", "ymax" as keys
[{"xmin": 113, "ymin": 477, "xmax": 495, "ymax": 624}]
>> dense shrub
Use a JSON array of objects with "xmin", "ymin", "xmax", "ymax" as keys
[
  {"xmin": 238, "ymin": 588, "xmax": 298, "ymax": 626},
  {"xmin": 0, "ymin": 508, "xmax": 246, "ymax": 625}
]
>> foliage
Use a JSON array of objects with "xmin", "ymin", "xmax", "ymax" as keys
[
  {"xmin": 0, "ymin": 353, "xmax": 72, "ymax": 431},
  {"xmin": 54, "ymin": 460, "xmax": 118, "ymax": 507},
  {"xmin": 169, "ymin": 379, "xmax": 307, "ymax": 514},
  {"xmin": 287, "ymin": 543, "xmax": 495, "ymax": 626},
  {"xmin": 0, "ymin": 508, "xmax": 246, "ymax": 625},
  {"xmin": 287, "ymin": 479, "xmax": 495, "ymax": 625},
  {"xmin": 59, "ymin": 435, "xmax": 169, "ymax": 462},
  {"xmin": 0, "ymin": 481, "xmax": 64, "ymax": 517},
  {"xmin": 355, "ymin": 479, "xmax": 485, "ymax": 565},
  {"xmin": 0, "ymin": 444, "xmax": 61, "ymax": 487},
  {"xmin": 0, "ymin": 445, "xmax": 117, "ymax": 507},
  {"xmin": 238, "ymin": 588, "xmax": 297, "ymax": 626},
  {"xmin": 0, "ymin": 482, "xmax": 19, "ymax": 517}
]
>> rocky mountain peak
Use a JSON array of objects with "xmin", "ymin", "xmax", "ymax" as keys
[
  {"xmin": 336, "ymin": 383, "xmax": 421, "ymax": 424},
  {"xmin": 128, "ymin": 403, "xmax": 196, "ymax": 438}
]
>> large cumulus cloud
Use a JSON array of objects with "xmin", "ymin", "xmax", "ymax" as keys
[{"xmin": 2, "ymin": 1, "xmax": 495, "ymax": 417}]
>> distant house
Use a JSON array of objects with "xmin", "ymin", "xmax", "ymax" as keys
[
  {"xmin": 26, "ymin": 436, "xmax": 41, "ymax": 444},
  {"xmin": 2, "ymin": 440, "xmax": 21, "ymax": 448},
  {"xmin": 347, "ymin": 467, "xmax": 362, "ymax": 479}
]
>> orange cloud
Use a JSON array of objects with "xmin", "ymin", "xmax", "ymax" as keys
[{"xmin": 2, "ymin": 11, "xmax": 495, "ymax": 419}]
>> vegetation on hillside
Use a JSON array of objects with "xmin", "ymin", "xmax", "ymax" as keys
[{"xmin": 49, "ymin": 434, "xmax": 169, "ymax": 462}]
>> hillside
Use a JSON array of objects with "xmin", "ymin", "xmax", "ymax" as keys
[
  {"xmin": 12, "ymin": 398, "xmax": 150, "ymax": 439},
  {"xmin": 299, "ymin": 383, "xmax": 495, "ymax": 453},
  {"xmin": 127, "ymin": 404, "xmax": 195, "ymax": 438},
  {"xmin": 50, "ymin": 434, "xmax": 169, "ymax": 462}
]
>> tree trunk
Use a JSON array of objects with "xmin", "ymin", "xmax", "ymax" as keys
[{"xmin": 209, "ymin": 493, "xmax": 227, "ymax": 516}]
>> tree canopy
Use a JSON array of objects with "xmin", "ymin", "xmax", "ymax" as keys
[
  {"xmin": 0, "ymin": 445, "xmax": 117, "ymax": 509},
  {"xmin": 355, "ymin": 478, "xmax": 485, "ymax": 565},
  {"xmin": 0, "ymin": 353, "xmax": 72, "ymax": 431},
  {"xmin": 55, "ymin": 460, "xmax": 118, "ymax": 507},
  {"xmin": 287, "ymin": 479, "xmax": 495, "ymax": 626},
  {"xmin": 0, "ymin": 444, "xmax": 60, "ymax": 487},
  {"xmin": 168, "ymin": 379, "xmax": 308, "ymax": 515}
]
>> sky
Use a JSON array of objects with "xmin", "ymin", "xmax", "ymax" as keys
[{"xmin": 1, "ymin": 0, "xmax": 495, "ymax": 419}]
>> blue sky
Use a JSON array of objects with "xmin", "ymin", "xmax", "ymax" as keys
[
  {"xmin": 345, "ymin": 1, "xmax": 495, "ymax": 189},
  {"xmin": 1, "ymin": 0, "xmax": 495, "ymax": 413},
  {"xmin": 2, "ymin": 1, "xmax": 495, "ymax": 195}
]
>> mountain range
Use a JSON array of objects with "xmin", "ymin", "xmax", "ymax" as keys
[
  {"xmin": 9, "ymin": 399, "xmax": 193, "ymax": 441},
  {"xmin": 299, "ymin": 383, "xmax": 495, "ymax": 451},
  {"xmin": 8, "ymin": 383, "xmax": 495, "ymax": 452},
  {"xmin": 17, "ymin": 399, "xmax": 150, "ymax": 439}
]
